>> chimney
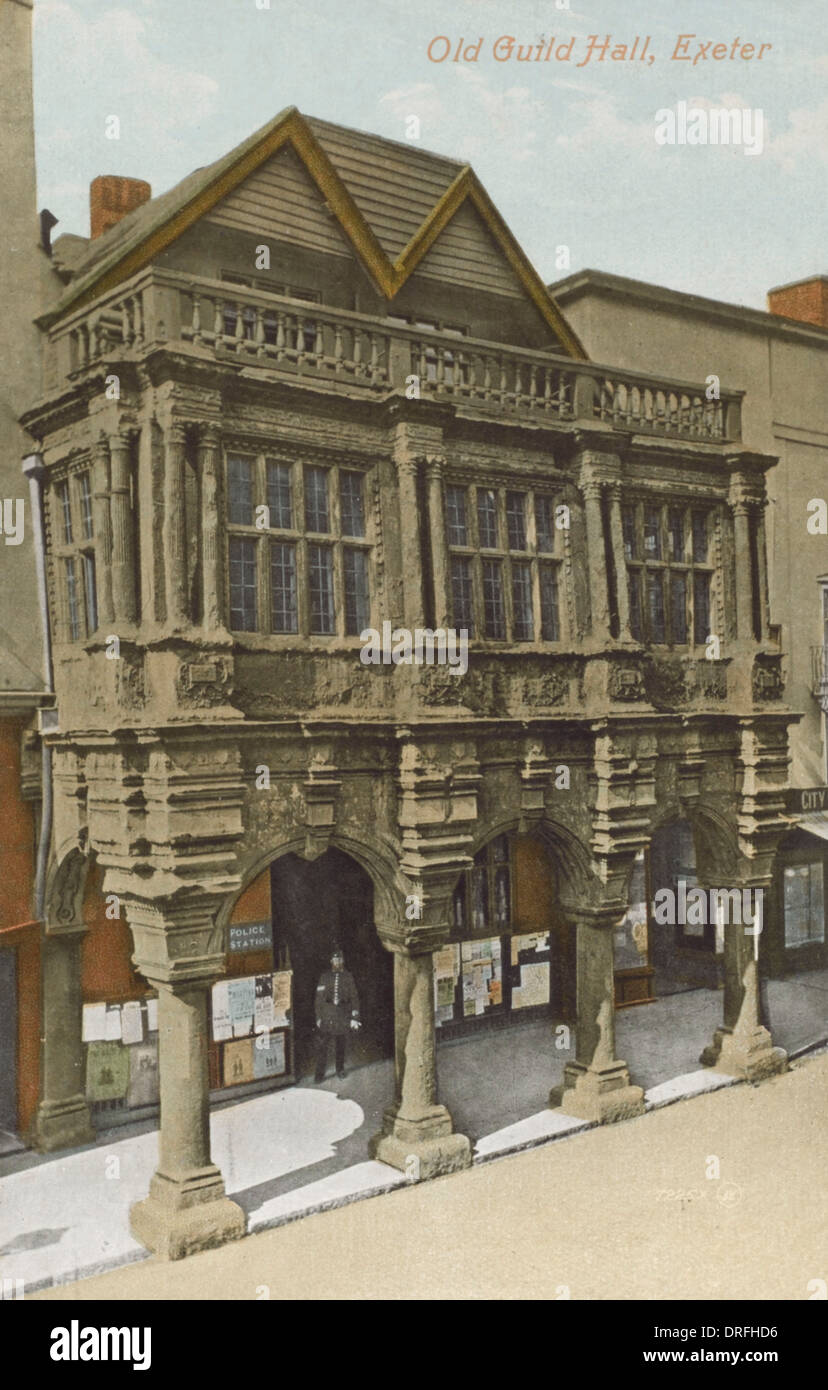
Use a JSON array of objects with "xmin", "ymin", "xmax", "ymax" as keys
[
  {"xmin": 767, "ymin": 275, "xmax": 828, "ymax": 330},
  {"xmin": 90, "ymin": 175, "xmax": 151, "ymax": 240}
]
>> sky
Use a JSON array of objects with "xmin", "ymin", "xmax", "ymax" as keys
[{"xmin": 31, "ymin": 0, "xmax": 828, "ymax": 309}]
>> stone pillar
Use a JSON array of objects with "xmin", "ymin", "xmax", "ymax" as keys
[
  {"xmin": 607, "ymin": 481, "xmax": 631, "ymax": 640},
  {"xmin": 199, "ymin": 422, "xmax": 222, "ymax": 630},
  {"xmin": 581, "ymin": 480, "xmax": 611, "ymax": 643},
  {"xmin": 91, "ymin": 435, "xmax": 114, "ymax": 629},
  {"xmin": 129, "ymin": 974, "xmax": 245, "ymax": 1260},
  {"xmin": 425, "ymin": 455, "xmax": 450, "ymax": 628},
  {"xmin": 551, "ymin": 908, "xmax": 644, "ymax": 1122},
  {"xmin": 755, "ymin": 504, "xmax": 770, "ymax": 642},
  {"xmin": 163, "ymin": 420, "xmax": 188, "ymax": 627},
  {"xmin": 700, "ymin": 879, "xmax": 787, "ymax": 1080},
  {"xmin": 125, "ymin": 895, "xmax": 245, "ymax": 1261},
  {"xmin": 731, "ymin": 499, "xmax": 755, "ymax": 643},
  {"xmin": 32, "ymin": 923, "xmax": 95, "ymax": 1152},
  {"xmin": 109, "ymin": 431, "xmax": 136, "ymax": 624},
  {"xmin": 371, "ymin": 949, "xmax": 471, "ymax": 1179},
  {"xmin": 396, "ymin": 455, "xmax": 425, "ymax": 629}
]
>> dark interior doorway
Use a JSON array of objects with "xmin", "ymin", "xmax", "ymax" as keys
[{"xmin": 270, "ymin": 849, "xmax": 393, "ymax": 1077}]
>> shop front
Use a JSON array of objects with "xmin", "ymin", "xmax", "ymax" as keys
[
  {"xmin": 768, "ymin": 787, "xmax": 828, "ymax": 976},
  {"xmin": 435, "ymin": 832, "xmax": 572, "ymax": 1040}
]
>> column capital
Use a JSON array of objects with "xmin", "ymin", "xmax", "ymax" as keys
[{"xmin": 198, "ymin": 420, "xmax": 222, "ymax": 448}]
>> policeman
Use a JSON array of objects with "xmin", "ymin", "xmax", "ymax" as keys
[{"xmin": 314, "ymin": 947, "xmax": 361, "ymax": 1081}]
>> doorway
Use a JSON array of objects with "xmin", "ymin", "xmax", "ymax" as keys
[{"xmin": 269, "ymin": 849, "xmax": 393, "ymax": 1078}]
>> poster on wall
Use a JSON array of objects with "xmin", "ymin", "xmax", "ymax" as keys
[
  {"xmin": 511, "ymin": 933, "xmax": 551, "ymax": 1010},
  {"xmin": 253, "ymin": 1031, "xmax": 287, "ymax": 1079},
  {"xmin": 85, "ymin": 1041, "xmax": 130, "ymax": 1102},
  {"xmin": 223, "ymin": 1038, "xmax": 256, "ymax": 1086},
  {"xmin": 126, "ymin": 1040, "xmax": 160, "ymax": 1108}
]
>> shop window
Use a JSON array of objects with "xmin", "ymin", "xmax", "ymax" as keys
[
  {"xmin": 445, "ymin": 481, "xmax": 566, "ymax": 643},
  {"xmin": 622, "ymin": 499, "xmax": 717, "ymax": 646},
  {"xmin": 783, "ymin": 861, "xmax": 825, "ymax": 947},
  {"xmin": 438, "ymin": 835, "xmax": 553, "ymax": 1032},
  {"xmin": 224, "ymin": 451, "xmax": 373, "ymax": 637}
]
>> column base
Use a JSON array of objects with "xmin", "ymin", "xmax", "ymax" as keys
[
  {"xmin": 31, "ymin": 1096, "xmax": 96, "ymax": 1153},
  {"xmin": 370, "ymin": 1104, "xmax": 472, "ymax": 1180},
  {"xmin": 713, "ymin": 1025, "xmax": 788, "ymax": 1082},
  {"xmin": 551, "ymin": 1061, "xmax": 645, "ymax": 1124},
  {"xmin": 129, "ymin": 1167, "xmax": 246, "ymax": 1261}
]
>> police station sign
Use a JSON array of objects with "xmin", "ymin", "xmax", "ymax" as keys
[
  {"xmin": 786, "ymin": 786, "xmax": 828, "ymax": 815},
  {"xmin": 228, "ymin": 921, "xmax": 273, "ymax": 953}
]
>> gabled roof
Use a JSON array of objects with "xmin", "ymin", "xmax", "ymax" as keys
[{"xmin": 48, "ymin": 107, "xmax": 586, "ymax": 358}]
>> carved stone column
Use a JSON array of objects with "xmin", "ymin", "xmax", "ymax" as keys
[
  {"xmin": 163, "ymin": 420, "xmax": 188, "ymax": 627},
  {"xmin": 700, "ymin": 875, "xmax": 787, "ymax": 1080},
  {"xmin": 199, "ymin": 423, "xmax": 222, "ymax": 630},
  {"xmin": 425, "ymin": 454, "xmax": 450, "ymax": 628},
  {"xmin": 551, "ymin": 907, "xmax": 645, "ymax": 1122},
  {"xmin": 126, "ymin": 896, "xmax": 245, "ymax": 1260},
  {"xmin": 32, "ymin": 919, "xmax": 96, "ymax": 1152},
  {"xmin": 396, "ymin": 454, "xmax": 426, "ymax": 630},
  {"xmin": 607, "ymin": 481, "xmax": 632, "ymax": 640},
  {"xmin": 578, "ymin": 469, "xmax": 611, "ymax": 643},
  {"xmin": 371, "ymin": 947, "xmax": 471, "ymax": 1178},
  {"xmin": 731, "ymin": 499, "xmax": 754, "ymax": 643},
  {"xmin": 109, "ymin": 431, "xmax": 136, "ymax": 624},
  {"xmin": 91, "ymin": 434, "xmax": 114, "ymax": 629}
]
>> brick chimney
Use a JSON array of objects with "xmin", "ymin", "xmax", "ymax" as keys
[
  {"xmin": 767, "ymin": 275, "xmax": 828, "ymax": 329},
  {"xmin": 90, "ymin": 175, "xmax": 151, "ymax": 240}
]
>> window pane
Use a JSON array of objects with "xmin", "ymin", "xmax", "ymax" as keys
[
  {"xmin": 628, "ymin": 569, "xmax": 642, "ymax": 641},
  {"xmin": 445, "ymin": 485, "xmax": 468, "ymax": 546},
  {"xmin": 622, "ymin": 505, "xmax": 637, "ymax": 561},
  {"xmin": 58, "ymin": 480, "xmax": 73, "ymax": 544},
  {"xmin": 450, "ymin": 556, "xmax": 474, "ymax": 635},
  {"xmin": 304, "ymin": 465, "xmax": 329, "ymax": 533},
  {"xmin": 647, "ymin": 570, "xmax": 665, "ymax": 642},
  {"xmin": 511, "ymin": 560, "xmax": 533, "ymax": 641},
  {"xmin": 693, "ymin": 571, "xmax": 711, "ymax": 645},
  {"xmin": 266, "ymin": 462, "xmax": 293, "ymax": 530},
  {"xmin": 482, "ymin": 559, "xmax": 506, "ymax": 639},
  {"xmin": 340, "ymin": 471, "xmax": 365, "ymax": 538},
  {"xmin": 229, "ymin": 537, "xmax": 258, "ymax": 631},
  {"xmin": 540, "ymin": 562, "xmax": 560, "ymax": 641},
  {"xmin": 692, "ymin": 510, "xmax": 709, "ymax": 563},
  {"xmin": 82, "ymin": 553, "xmax": 97, "ymax": 634},
  {"xmin": 269, "ymin": 541, "xmax": 297, "ymax": 633},
  {"xmin": 78, "ymin": 472, "xmax": 94, "ymax": 541},
  {"xmin": 227, "ymin": 456, "xmax": 254, "ymax": 526},
  {"xmin": 308, "ymin": 543, "xmax": 335, "ymax": 634},
  {"xmin": 493, "ymin": 834, "xmax": 509, "ymax": 863},
  {"xmin": 644, "ymin": 506, "xmax": 661, "ymax": 559},
  {"xmin": 535, "ymin": 495, "xmax": 555, "ymax": 554},
  {"xmin": 783, "ymin": 864, "xmax": 825, "ymax": 946},
  {"xmin": 64, "ymin": 557, "xmax": 80, "ymax": 640},
  {"xmin": 670, "ymin": 571, "xmax": 688, "ymax": 644},
  {"xmin": 476, "ymin": 488, "xmax": 498, "ymax": 549},
  {"xmin": 343, "ymin": 548, "xmax": 370, "ymax": 635},
  {"xmin": 506, "ymin": 491, "xmax": 527, "ymax": 551},
  {"xmin": 668, "ymin": 507, "xmax": 684, "ymax": 561},
  {"xmin": 453, "ymin": 877, "xmax": 466, "ymax": 931}
]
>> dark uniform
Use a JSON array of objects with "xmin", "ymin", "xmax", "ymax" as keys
[{"xmin": 314, "ymin": 966, "xmax": 360, "ymax": 1080}]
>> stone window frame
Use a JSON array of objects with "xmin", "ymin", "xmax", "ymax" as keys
[
  {"xmin": 49, "ymin": 460, "xmax": 99, "ymax": 643},
  {"xmin": 444, "ymin": 477, "xmax": 567, "ymax": 645},
  {"xmin": 223, "ymin": 446, "xmax": 375, "ymax": 641},
  {"xmin": 622, "ymin": 496, "xmax": 719, "ymax": 648}
]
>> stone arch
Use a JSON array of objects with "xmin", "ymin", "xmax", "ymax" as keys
[
  {"xmin": 643, "ymin": 801, "xmax": 739, "ymax": 884},
  {"xmin": 45, "ymin": 844, "xmax": 96, "ymax": 931},
  {"xmin": 220, "ymin": 829, "xmax": 406, "ymax": 941},
  {"xmin": 457, "ymin": 812, "xmax": 594, "ymax": 915}
]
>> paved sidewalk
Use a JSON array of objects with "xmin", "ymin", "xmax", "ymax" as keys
[
  {"xmin": 36, "ymin": 1052, "xmax": 828, "ymax": 1301},
  {"xmin": 1, "ymin": 974, "xmax": 824, "ymax": 1293}
]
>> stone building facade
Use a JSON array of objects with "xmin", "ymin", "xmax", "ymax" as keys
[{"xmin": 20, "ymin": 105, "xmax": 795, "ymax": 1258}]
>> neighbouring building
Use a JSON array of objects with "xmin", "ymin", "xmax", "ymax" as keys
[
  {"xmin": 551, "ymin": 269, "xmax": 828, "ymax": 990},
  {"xmin": 4, "ymin": 4, "xmax": 802, "ymax": 1261}
]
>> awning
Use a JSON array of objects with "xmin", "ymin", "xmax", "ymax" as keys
[{"xmin": 796, "ymin": 812, "xmax": 828, "ymax": 843}]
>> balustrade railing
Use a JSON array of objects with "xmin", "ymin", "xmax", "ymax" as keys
[{"xmin": 49, "ymin": 267, "xmax": 742, "ymax": 439}]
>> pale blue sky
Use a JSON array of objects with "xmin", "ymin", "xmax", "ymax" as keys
[{"xmin": 32, "ymin": 0, "xmax": 828, "ymax": 308}]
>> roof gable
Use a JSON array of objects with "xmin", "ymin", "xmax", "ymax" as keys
[{"xmin": 48, "ymin": 108, "xmax": 585, "ymax": 357}]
